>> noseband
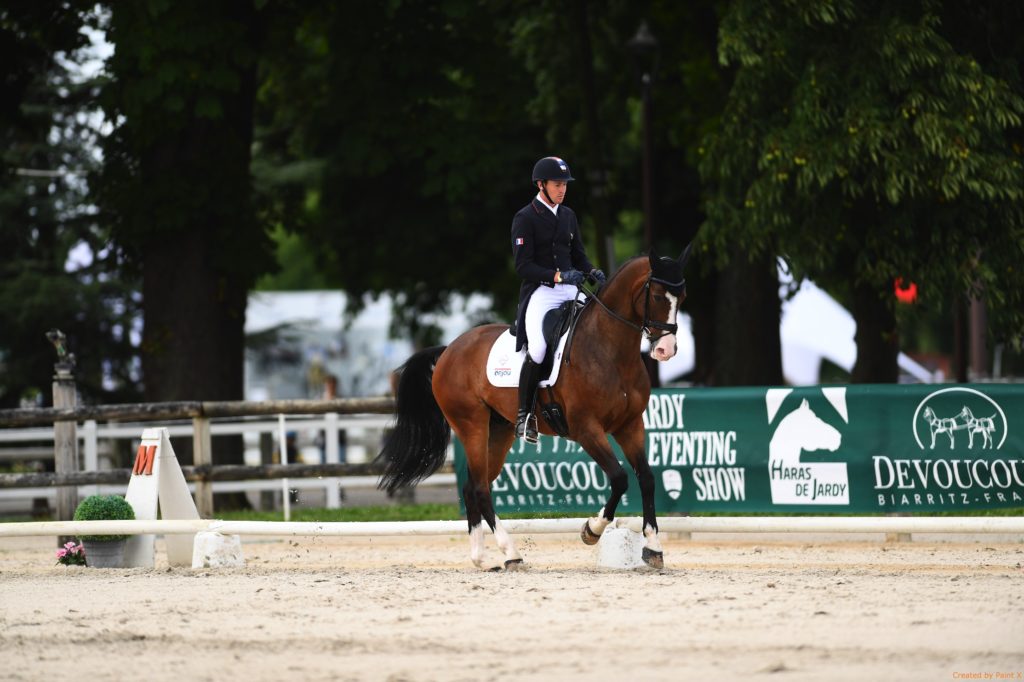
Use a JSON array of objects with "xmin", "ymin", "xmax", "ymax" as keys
[{"xmin": 588, "ymin": 272, "xmax": 682, "ymax": 343}]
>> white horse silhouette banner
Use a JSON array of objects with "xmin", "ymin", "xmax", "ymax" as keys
[
  {"xmin": 766, "ymin": 389, "xmax": 849, "ymax": 505},
  {"xmin": 454, "ymin": 384, "xmax": 1024, "ymax": 514}
]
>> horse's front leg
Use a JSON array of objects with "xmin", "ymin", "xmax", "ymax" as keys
[
  {"xmin": 575, "ymin": 429, "xmax": 629, "ymax": 547},
  {"xmin": 614, "ymin": 417, "xmax": 663, "ymax": 569}
]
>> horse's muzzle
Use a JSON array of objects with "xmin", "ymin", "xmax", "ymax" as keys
[{"xmin": 650, "ymin": 334, "xmax": 678, "ymax": 362}]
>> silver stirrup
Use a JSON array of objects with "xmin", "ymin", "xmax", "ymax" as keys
[{"xmin": 517, "ymin": 413, "xmax": 539, "ymax": 444}]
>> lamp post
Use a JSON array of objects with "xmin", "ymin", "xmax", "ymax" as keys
[
  {"xmin": 627, "ymin": 21, "xmax": 661, "ymax": 388},
  {"xmin": 627, "ymin": 20, "xmax": 659, "ymax": 252}
]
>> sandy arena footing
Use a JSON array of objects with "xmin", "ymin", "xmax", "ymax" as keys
[{"xmin": 2, "ymin": 532, "xmax": 1023, "ymax": 681}]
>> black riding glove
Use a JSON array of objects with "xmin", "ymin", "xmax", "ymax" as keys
[
  {"xmin": 588, "ymin": 269, "xmax": 606, "ymax": 285},
  {"xmin": 559, "ymin": 269, "xmax": 585, "ymax": 286}
]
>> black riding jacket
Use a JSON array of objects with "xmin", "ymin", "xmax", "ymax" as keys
[{"xmin": 511, "ymin": 197, "xmax": 594, "ymax": 351}]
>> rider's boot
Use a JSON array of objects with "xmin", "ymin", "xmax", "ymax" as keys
[{"xmin": 515, "ymin": 356, "xmax": 542, "ymax": 444}]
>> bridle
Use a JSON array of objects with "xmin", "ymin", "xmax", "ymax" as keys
[{"xmin": 584, "ymin": 272, "xmax": 682, "ymax": 343}]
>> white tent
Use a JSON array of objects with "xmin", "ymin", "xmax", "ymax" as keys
[
  {"xmin": 245, "ymin": 280, "xmax": 939, "ymax": 397},
  {"xmin": 655, "ymin": 273, "xmax": 940, "ymax": 386},
  {"xmin": 244, "ymin": 291, "xmax": 493, "ymax": 399}
]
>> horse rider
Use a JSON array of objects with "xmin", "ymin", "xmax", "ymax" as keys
[{"xmin": 511, "ymin": 156, "xmax": 605, "ymax": 443}]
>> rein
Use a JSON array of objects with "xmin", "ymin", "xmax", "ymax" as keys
[{"xmin": 581, "ymin": 275, "xmax": 678, "ymax": 343}]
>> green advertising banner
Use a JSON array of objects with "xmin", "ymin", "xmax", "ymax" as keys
[{"xmin": 454, "ymin": 384, "xmax": 1024, "ymax": 515}]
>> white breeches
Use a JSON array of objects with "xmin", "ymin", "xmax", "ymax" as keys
[{"xmin": 524, "ymin": 283, "xmax": 578, "ymax": 364}]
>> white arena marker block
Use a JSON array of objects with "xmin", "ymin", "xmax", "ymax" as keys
[
  {"xmin": 124, "ymin": 428, "xmax": 201, "ymax": 568},
  {"xmin": 192, "ymin": 532, "xmax": 245, "ymax": 569},
  {"xmin": 595, "ymin": 527, "xmax": 645, "ymax": 569}
]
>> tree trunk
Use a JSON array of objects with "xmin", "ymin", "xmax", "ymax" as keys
[
  {"xmin": 952, "ymin": 296, "xmax": 969, "ymax": 383},
  {"xmin": 713, "ymin": 251, "xmax": 783, "ymax": 386},
  {"xmin": 118, "ymin": 3, "xmax": 265, "ymax": 510},
  {"xmin": 141, "ymin": 231, "xmax": 247, "ymax": 406},
  {"xmin": 572, "ymin": 0, "xmax": 615, "ymax": 271},
  {"xmin": 850, "ymin": 280, "xmax": 899, "ymax": 383},
  {"xmin": 686, "ymin": 254, "xmax": 718, "ymax": 385}
]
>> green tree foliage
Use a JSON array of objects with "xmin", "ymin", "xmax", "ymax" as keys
[
  {"xmin": 254, "ymin": 1, "xmax": 544, "ymax": 343},
  {"xmin": 702, "ymin": 0, "xmax": 1024, "ymax": 381},
  {"xmin": 508, "ymin": 1, "xmax": 718, "ymax": 259},
  {"xmin": 0, "ymin": 3, "xmax": 139, "ymax": 408},
  {"xmin": 97, "ymin": 1, "xmax": 274, "ymax": 404},
  {"xmin": 253, "ymin": 1, "xmax": 728, "ymax": 348}
]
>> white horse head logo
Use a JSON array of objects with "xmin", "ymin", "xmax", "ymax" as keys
[
  {"xmin": 766, "ymin": 389, "xmax": 850, "ymax": 506},
  {"xmin": 768, "ymin": 398, "xmax": 842, "ymax": 468}
]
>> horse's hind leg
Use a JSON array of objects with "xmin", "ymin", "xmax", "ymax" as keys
[
  {"xmin": 461, "ymin": 474, "xmax": 489, "ymax": 569},
  {"xmin": 485, "ymin": 415, "xmax": 524, "ymax": 570},
  {"xmin": 459, "ymin": 411, "xmax": 521, "ymax": 570},
  {"xmin": 453, "ymin": 415, "xmax": 498, "ymax": 569}
]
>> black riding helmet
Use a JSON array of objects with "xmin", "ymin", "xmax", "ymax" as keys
[{"xmin": 532, "ymin": 156, "xmax": 574, "ymax": 184}]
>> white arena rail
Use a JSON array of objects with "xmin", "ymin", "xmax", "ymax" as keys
[{"xmin": 3, "ymin": 516, "xmax": 1024, "ymax": 538}]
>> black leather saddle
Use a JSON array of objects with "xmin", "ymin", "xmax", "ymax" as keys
[{"xmin": 508, "ymin": 299, "xmax": 586, "ymax": 378}]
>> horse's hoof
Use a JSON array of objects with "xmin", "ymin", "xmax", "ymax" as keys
[
  {"xmin": 487, "ymin": 565, "xmax": 504, "ymax": 572},
  {"xmin": 580, "ymin": 520, "xmax": 601, "ymax": 546},
  {"xmin": 642, "ymin": 547, "xmax": 664, "ymax": 569},
  {"xmin": 504, "ymin": 558, "xmax": 525, "ymax": 571}
]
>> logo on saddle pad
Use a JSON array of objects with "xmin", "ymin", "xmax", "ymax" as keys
[
  {"xmin": 912, "ymin": 387, "xmax": 1007, "ymax": 450},
  {"xmin": 766, "ymin": 388, "xmax": 850, "ymax": 505},
  {"xmin": 485, "ymin": 330, "xmax": 571, "ymax": 389},
  {"xmin": 492, "ymin": 353, "xmax": 513, "ymax": 379}
]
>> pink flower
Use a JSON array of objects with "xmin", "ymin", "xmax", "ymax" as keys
[{"xmin": 56, "ymin": 542, "xmax": 87, "ymax": 565}]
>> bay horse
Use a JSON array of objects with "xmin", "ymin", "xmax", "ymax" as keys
[{"xmin": 378, "ymin": 247, "xmax": 691, "ymax": 570}]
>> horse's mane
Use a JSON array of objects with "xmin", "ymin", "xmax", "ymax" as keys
[{"xmin": 598, "ymin": 256, "xmax": 647, "ymax": 298}]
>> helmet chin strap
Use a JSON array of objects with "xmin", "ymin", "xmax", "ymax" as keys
[{"xmin": 538, "ymin": 180, "xmax": 556, "ymax": 206}]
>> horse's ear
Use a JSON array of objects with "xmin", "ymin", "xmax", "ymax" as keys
[
  {"xmin": 678, "ymin": 242, "xmax": 693, "ymax": 269},
  {"xmin": 648, "ymin": 248, "xmax": 660, "ymax": 269}
]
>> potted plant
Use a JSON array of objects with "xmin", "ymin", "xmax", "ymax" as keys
[{"xmin": 73, "ymin": 494, "xmax": 136, "ymax": 568}]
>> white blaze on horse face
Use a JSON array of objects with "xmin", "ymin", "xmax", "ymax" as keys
[{"xmin": 650, "ymin": 291, "xmax": 679, "ymax": 362}]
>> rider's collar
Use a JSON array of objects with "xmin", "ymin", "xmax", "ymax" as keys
[{"xmin": 535, "ymin": 193, "xmax": 559, "ymax": 216}]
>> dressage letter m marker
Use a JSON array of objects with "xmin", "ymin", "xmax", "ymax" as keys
[{"xmin": 133, "ymin": 444, "xmax": 156, "ymax": 476}]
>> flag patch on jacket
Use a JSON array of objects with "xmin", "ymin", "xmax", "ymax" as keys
[{"xmin": 515, "ymin": 237, "xmax": 524, "ymax": 245}]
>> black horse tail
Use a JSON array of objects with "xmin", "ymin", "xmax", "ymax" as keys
[{"xmin": 377, "ymin": 345, "xmax": 451, "ymax": 494}]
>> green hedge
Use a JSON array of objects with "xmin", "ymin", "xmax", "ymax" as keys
[{"xmin": 73, "ymin": 494, "xmax": 136, "ymax": 541}]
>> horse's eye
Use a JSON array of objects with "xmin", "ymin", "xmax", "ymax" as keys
[{"xmin": 653, "ymin": 294, "xmax": 666, "ymax": 303}]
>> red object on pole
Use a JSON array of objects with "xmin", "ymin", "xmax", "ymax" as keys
[{"xmin": 894, "ymin": 278, "xmax": 918, "ymax": 304}]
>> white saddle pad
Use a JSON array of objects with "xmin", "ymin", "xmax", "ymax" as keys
[{"xmin": 486, "ymin": 329, "xmax": 570, "ymax": 388}]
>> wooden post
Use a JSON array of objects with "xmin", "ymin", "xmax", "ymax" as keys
[
  {"xmin": 52, "ymin": 359, "xmax": 78, "ymax": 547},
  {"xmin": 81, "ymin": 420, "xmax": 99, "ymax": 499},
  {"xmin": 324, "ymin": 412, "xmax": 341, "ymax": 508},
  {"xmin": 259, "ymin": 432, "xmax": 275, "ymax": 511},
  {"xmin": 191, "ymin": 416, "xmax": 214, "ymax": 517}
]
